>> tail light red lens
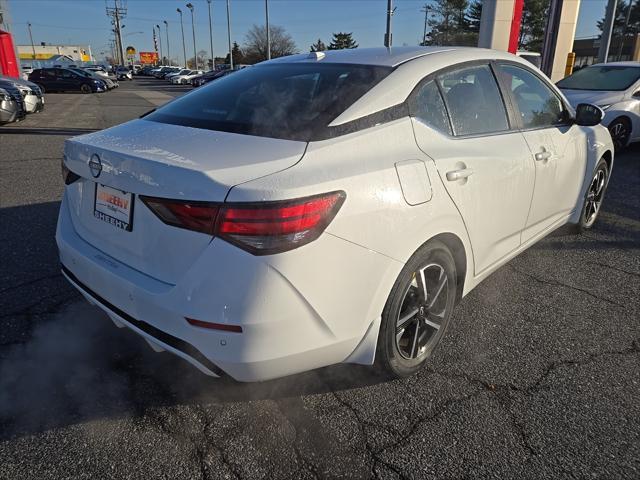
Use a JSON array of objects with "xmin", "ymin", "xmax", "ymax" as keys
[{"xmin": 141, "ymin": 191, "xmax": 346, "ymax": 255}]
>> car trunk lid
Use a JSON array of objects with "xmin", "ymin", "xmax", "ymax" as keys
[{"xmin": 63, "ymin": 119, "xmax": 306, "ymax": 284}]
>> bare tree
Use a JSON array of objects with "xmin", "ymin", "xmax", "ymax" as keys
[{"xmin": 243, "ymin": 24, "xmax": 297, "ymax": 63}]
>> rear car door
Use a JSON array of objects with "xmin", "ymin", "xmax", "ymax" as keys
[
  {"xmin": 410, "ymin": 63, "xmax": 535, "ymax": 275},
  {"xmin": 496, "ymin": 63, "xmax": 587, "ymax": 242},
  {"xmin": 58, "ymin": 69, "xmax": 80, "ymax": 91}
]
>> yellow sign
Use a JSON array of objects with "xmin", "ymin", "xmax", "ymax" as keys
[{"xmin": 126, "ymin": 46, "xmax": 136, "ymax": 55}]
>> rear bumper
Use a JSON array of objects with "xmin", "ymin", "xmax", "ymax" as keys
[{"xmin": 56, "ymin": 191, "xmax": 401, "ymax": 381}]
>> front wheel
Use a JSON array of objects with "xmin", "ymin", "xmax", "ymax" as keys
[
  {"xmin": 574, "ymin": 158, "xmax": 609, "ymax": 233},
  {"xmin": 80, "ymin": 84, "xmax": 92, "ymax": 94},
  {"xmin": 376, "ymin": 240, "xmax": 457, "ymax": 378},
  {"xmin": 608, "ymin": 118, "xmax": 631, "ymax": 151}
]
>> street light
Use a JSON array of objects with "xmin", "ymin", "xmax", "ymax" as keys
[
  {"xmin": 156, "ymin": 24, "xmax": 163, "ymax": 65},
  {"xmin": 186, "ymin": 3, "xmax": 197, "ymax": 70},
  {"xmin": 163, "ymin": 20, "xmax": 170, "ymax": 66},
  {"xmin": 265, "ymin": 0, "xmax": 270, "ymax": 60},
  {"xmin": 206, "ymin": 0, "xmax": 214, "ymax": 70},
  {"xmin": 177, "ymin": 8, "xmax": 187, "ymax": 68},
  {"xmin": 27, "ymin": 22, "xmax": 36, "ymax": 61},
  {"xmin": 226, "ymin": 0, "xmax": 233, "ymax": 69}
]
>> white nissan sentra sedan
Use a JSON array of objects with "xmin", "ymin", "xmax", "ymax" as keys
[{"xmin": 57, "ymin": 47, "xmax": 614, "ymax": 382}]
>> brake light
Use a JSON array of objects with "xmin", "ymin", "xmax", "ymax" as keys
[
  {"xmin": 140, "ymin": 191, "xmax": 346, "ymax": 255},
  {"xmin": 61, "ymin": 156, "xmax": 81, "ymax": 185}
]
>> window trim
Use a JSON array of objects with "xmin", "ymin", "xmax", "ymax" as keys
[
  {"xmin": 494, "ymin": 61, "xmax": 574, "ymax": 133},
  {"xmin": 406, "ymin": 59, "xmax": 521, "ymax": 139}
]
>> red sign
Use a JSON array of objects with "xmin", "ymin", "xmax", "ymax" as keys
[
  {"xmin": 0, "ymin": 29, "xmax": 20, "ymax": 78},
  {"xmin": 139, "ymin": 51, "xmax": 159, "ymax": 65}
]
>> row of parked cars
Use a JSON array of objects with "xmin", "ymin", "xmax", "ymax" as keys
[
  {"xmin": 138, "ymin": 65, "xmax": 238, "ymax": 87},
  {"xmin": 0, "ymin": 75, "xmax": 45, "ymax": 125},
  {"xmin": 26, "ymin": 66, "xmax": 122, "ymax": 95}
]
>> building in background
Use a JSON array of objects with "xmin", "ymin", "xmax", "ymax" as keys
[
  {"xmin": 17, "ymin": 44, "xmax": 93, "ymax": 64},
  {"xmin": 573, "ymin": 34, "xmax": 640, "ymax": 68}
]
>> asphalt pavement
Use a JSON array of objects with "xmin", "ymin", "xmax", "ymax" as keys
[{"xmin": 0, "ymin": 78, "xmax": 638, "ymax": 480}]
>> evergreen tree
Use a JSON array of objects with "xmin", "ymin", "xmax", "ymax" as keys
[
  {"xmin": 225, "ymin": 42, "xmax": 245, "ymax": 65},
  {"xmin": 467, "ymin": 0, "xmax": 483, "ymax": 33},
  {"xmin": 310, "ymin": 39, "xmax": 327, "ymax": 52},
  {"xmin": 597, "ymin": 0, "xmax": 640, "ymax": 60},
  {"xmin": 519, "ymin": 0, "xmax": 547, "ymax": 52},
  {"xmin": 424, "ymin": 0, "xmax": 475, "ymax": 46},
  {"xmin": 327, "ymin": 32, "xmax": 358, "ymax": 50}
]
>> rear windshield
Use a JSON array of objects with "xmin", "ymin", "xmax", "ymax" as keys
[
  {"xmin": 145, "ymin": 63, "xmax": 393, "ymax": 141},
  {"xmin": 557, "ymin": 66, "xmax": 640, "ymax": 91}
]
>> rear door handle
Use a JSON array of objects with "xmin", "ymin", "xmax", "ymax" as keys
[
  {"xmin": 534, "ymin": 150, "xmax": 552, "ymax": 161},
  {"xmin": 446, "ymin": 168, "xmax": 474, "ymax": 181}
]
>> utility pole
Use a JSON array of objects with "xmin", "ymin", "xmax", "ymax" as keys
[
  {"xmin": 106, "ymin": 0, "xmax": 126, "ymax": 67},
  {"xmin": 265, "ymin": 0, "xmax": 271, "ymax": 60},
  {"xmin": 226, "ymin": 0, "xmax": 233, "ymax": 69},
  {"xmin": 186, "ymin": 3, "xmax": 197, "ymax": 69},
  {"xmin": 540, "ymin": 0, "xmax": 563, "ymax": 77},
  {"xmin": 420, "ymin": 4, "xmax": 429, "ymax": 46},
  {"xmin": 384, "ymin": 0, "xmax": 394, "ymax": 47},
  {"xmin": 598, "ymin": 0, "xmax": 618, "ymax": 63},
  {"xmin": 616, "ymin": 0, "xmax": 634, "ymax": 61},
  {"xmin": 206, "ymin": 0, "xmax": 214, "ymax": 69},
  {"xmin": 163, "ymin": 20, "xmax": 170, "ymax": 66},
  {"xmin": 156, "ymin": 24, "xmax": 163, "ymax": 64},
  {"xmin": 177, "ymin": 8, "xmax": 187, "ymax": 68},
  {"xmin": 27, "ymin": 22, "xmax": 36, "ymax": 60}
]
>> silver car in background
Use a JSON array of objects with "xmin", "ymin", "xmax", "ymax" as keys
[
  {"xmin": 558, "ymin": 62, "xmax": 640, "ymax": 150},
  {"xmin": 0, "ymin": 76, "xmax": 44, "ymax": 114},
  {"xmin": 0, "ymin": 87, "xmax": 19, "ymax": 124}
]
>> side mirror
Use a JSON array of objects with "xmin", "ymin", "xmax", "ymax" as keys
[{"xmin": 575, "ymin": 103, "xmax": 604, "ymax": 126}]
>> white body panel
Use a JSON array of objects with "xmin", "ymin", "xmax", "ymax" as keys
[{"xmin": 57, "ymin": 47, "xmax": 615, "ymax": 381}]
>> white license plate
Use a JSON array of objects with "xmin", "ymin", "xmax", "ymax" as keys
[{"xmin": 94, "ymin": 183, "xmax": 134, "ymax": 231}]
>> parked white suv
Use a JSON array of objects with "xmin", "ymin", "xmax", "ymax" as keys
[{"xmin": 58, "ymin": 47, "xmax": 613, "ymax": 381}]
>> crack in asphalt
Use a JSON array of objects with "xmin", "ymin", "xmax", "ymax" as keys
[
  {"xmin": 508, "ymin": 264, "xmax": 625, "ymax": 308},
  {"xmin": 0, "ymin": 273, "xmax": 62, "ymax": 295},
  {"xmin": 587, "ymin": 260, "xmax": 640, "ymax": 279}
]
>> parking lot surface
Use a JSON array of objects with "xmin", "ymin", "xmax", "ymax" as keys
[{"xmin": 0, "ymin": 79, "xmax": 639, "ymax": 479}]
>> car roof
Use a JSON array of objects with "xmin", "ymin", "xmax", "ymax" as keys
[{"xmin": 266, "ymin": 46, "xmax": 508, "ymax": 67}]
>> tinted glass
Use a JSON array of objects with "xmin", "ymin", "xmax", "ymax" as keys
[
  {"xmin": 410, "ymin": 80, "xmax": 451, "ymax": 134},
  {"xmin": 557, "ymin": 66, "xmax": 640, "ymax": 91},
  {"xmin": 437, "ymin": 65, "xmax": 509, "ymax": 136},
  {"xmin": 146, "ymin": 63, "xmax": 393, "ymax": 141},
  {"xmin": 501, "ymin": 65, "xmax": 565, "ymax": 129}
]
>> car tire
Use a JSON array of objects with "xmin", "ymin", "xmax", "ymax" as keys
[
  {"xmin": 80, "ymin": 84, "xmax": 92, "ymax": 94},
  {"xmin": 571, "ymin": 157, "xmax": 610, "ymax": 234},
  {"xmin": 375, "ymin": 240, "xmax": 457, "ymax": 378},
  {"xmin": 608, "ymin": 117, "xmax": 631, "ymax": 151}
]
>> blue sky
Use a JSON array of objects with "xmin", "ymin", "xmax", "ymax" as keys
[{"xmin": 7, "ymin": 0, "xmax": 609, "ymax": 61}]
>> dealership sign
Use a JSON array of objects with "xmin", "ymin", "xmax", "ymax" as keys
[{"xmin": 139, "ymin": 51, "xmax": 159, "ymax": 64}]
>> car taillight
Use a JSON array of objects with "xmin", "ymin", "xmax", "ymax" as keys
[
  {"xmin": 139, "ymin": 197, "xmax": 219, "ymax": 235},
  {"xmin": 61, "ymin": 157, "xmax": 81, "ymax": 185},
  {"xmin": 140, "ymin": 191, "xmax": 346, "ymax": 255}
]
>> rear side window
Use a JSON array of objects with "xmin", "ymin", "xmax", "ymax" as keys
[
  {"xmin": 410, "ymin": 80, "xmax": 451, "ymax": 135},
  {"xmin": 146, "ymin": 63, "xmax": 392, "ymax": 141},
  {"xmin": 499, "ymin": 64, "xmax": 566, "ymax": 129},
  {"xmin": 437, "ymin": 65, "xmax": 509, "ymax": 136}
]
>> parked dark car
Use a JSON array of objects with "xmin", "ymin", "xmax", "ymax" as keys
[
  {"xmin": 28, "ymin": 68, "xmax": 107, "ymax": 94},
  {"xmin": 191, "ymin": 69, "xmax": 235, "ymax": 87},
  {"xmin": 0, "ymin": 82, "xmax": 26, "ymax": 122},
  {"xmin": 0, "ymin": 87, "xmax": 20, "ymax": 124}
]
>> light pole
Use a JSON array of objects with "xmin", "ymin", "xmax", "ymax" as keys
[
  {"xmin": 186, "ymin": 3, "xmax": 197, "ymax": 70},
  {"xmin": 156, "ymin": 24, "xmax": 163, "ymax": 64},
  {"xmin": 226, "ymin": 0, "xmax": 233, "ymax": 69},
  {"xmin": 265, "ymin": 0, "xmax": 270, "ymax": 60},
  {"xmin": 163, "ymin": 20, "xmax": 170, "ymax": 66},
  {"xmin": 177, "ymin": 8, "xmax": 187, "ymax": 68},
  {"xmin": 206, "ymin": 0, "xmax": 214, "ymax": 70},
  {"xmin": 27, "ymin": 22, "xmax": 36, "ymax": 60}
]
